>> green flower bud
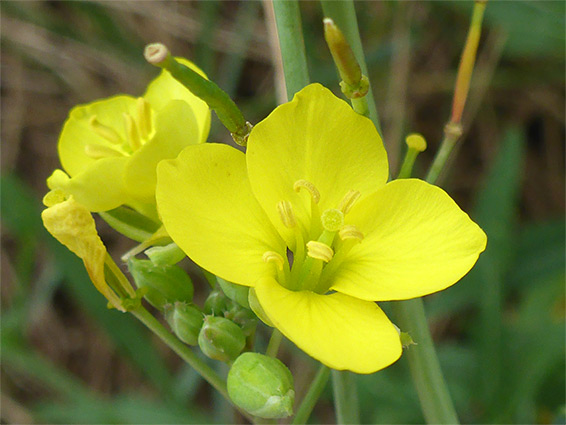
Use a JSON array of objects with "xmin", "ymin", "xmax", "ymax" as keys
[
  {"xmin": 128, "ymin": 258, "xmax": 193, "ymax": 311},
  {"xmin": 203, "ymin": 290, "xmax": 228, "ymax": 316},
  {"xmin": 225, "ymin": 304, "xmax": 257, "ymax": 337},
  {"xmin": 165, "ymin": 302, "xmax": 203, "ymax": 346},
  {"xmin": 198, "ymin": 316, "xmax": 245, "ymax": 363},
  {"xmin": 227, "ymin": 353, "xmax": 294, "ymax": 419},
  {"xmin": 217, "ymin": 277, "xmax": 250, "ymax": 309}
]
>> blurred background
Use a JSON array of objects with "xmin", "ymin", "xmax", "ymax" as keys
[{"xmin": 1, "ymin": 1, "xmax": 564, "ymax": 424}]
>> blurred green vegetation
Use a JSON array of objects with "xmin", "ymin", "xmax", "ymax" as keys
[{"xmin": 1, "ymin": 1, "xmax": 564, "ymax": 424}]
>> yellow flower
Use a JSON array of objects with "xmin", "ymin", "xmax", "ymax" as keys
[
  {"xmin": 156, "ymin": 84, "xmax": 487, "ymax": 373},
  {"xmin": 48, "ymin": 58, "xmax": 211, "ymax": 216}
]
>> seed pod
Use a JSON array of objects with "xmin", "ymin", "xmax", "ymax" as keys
[
  {"xmin": 198, "ymin": 316, "xmax": 245, "ymax": 363},
  {"xmin": 227, "ymin": 352, "xmax": 294, "ymax": 419}
]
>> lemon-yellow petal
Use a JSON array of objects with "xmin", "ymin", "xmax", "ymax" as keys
[
  {"xmin": 144, "ymin": 57, "xmax": 211, "ymax": 144},
  {"xmin": 156, "ymin": 143, "xmax": 285, "ymax": 286},
  {"xmin": 330, "ymin": 179, "xmax": 487, "ymax": 301},
  {"xmin": 247, "ymin": 83, "xmax": 388, "ymax": 244},
  {"xmin": 124, "ymin": 100, "xmax": 200, "ymax": 202},
  {"xmin": 254, "ymin": 277, "xmax": 402, "ymax": 373}
]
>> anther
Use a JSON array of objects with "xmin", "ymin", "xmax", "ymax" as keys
[
  {"xmin": 321, "ymin": 209, "xmax": 344, "ymax": 232},
  {"xmin": 306, "ymin": 241, "xmax": 334, "ymax": 263},
  {"xmin": 123, "ymin": 113, "xmax": 142, "ymax": 151},
  {"xmin": 84, "ymin": 143, "xmax": 125, "ymax": 159},
  {"xmin": 277, "ymin": 201, "xmax": 296, "ymax": 228},
  {"xmin": 262, "ymin": 251, "xmax": 285, "ymax": 271},
  {"xmin": 294, "ymin": 179, "xmax": 320, "ymax": 204},
  {"xmin": 136, "ymin": 97, "xmax": 152, "ymax": 139},
  {"xmin": 89, "ymin": 116, "xmax": 122, "ymax": 145},
  {"xmin": 337, "ymin": 190, "xmax": 361, "ymax": 214},
  {"xmin": 339, "ymin": 225, "xmax": 364, "ymax": 241}
]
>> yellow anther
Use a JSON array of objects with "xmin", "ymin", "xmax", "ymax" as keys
[
  {"xmin": 405, "ymin": 133, "xmax": 427, "ymax": 152},
  {"xmin": 321, "ymin": 209, "xmax": 344, "ymax": 232},
  {"xmin": 277, "ymin": 200, "xmax": 296, "ymax": 228},
  {"xmin": 123, "ymin": 113, "xmax": 142, "ymax": 151},
  {"xmin": 306, "ymin": 241, "xmax": 334, "ymax": 262},
  {"xmin": 84, "ymin": 143, "xmax": 125, "ymax": 159},
  {"xmin": 263, "ymin": 251, "xmax": 285, "ymax": 271},
  {"xmin": 136, "ymin": 97, "xmax": 152, "ymax": 139},
  {"xmin": 339, "ymin": 225, "xmax": 364, "ymax": 242},
  {"xmin": 294, "ymin": 179, "xmax": 320, "ymax": 204},
  {"xmin": 89, "ymin": 116, "xmax": 122, "ymax": 145},
  {"xmin": 337, "ymin": 190, "xmax": 361, "ymax": 214}
]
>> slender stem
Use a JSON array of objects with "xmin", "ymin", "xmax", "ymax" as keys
[
  {"xmin": 130, "ymin": 306, "xmax": 254, "ymax": 423},
  {"xmin": 292, "ymin": 364, "xmax": 330, "ymax": 425},
  {"xmin": 272, "ymin": 0, "xmax": 310, "ymax": 99},
  {"xmin": 265, "ymin": 328, "xmax": 283, "ymax": 357},
  {"xmin": 320, "ymin": 0, "xmax": 382, "ymax": 137},
  {"xmin": 331, "ymin": 370, "xmax": 360, "ymax": 424}
]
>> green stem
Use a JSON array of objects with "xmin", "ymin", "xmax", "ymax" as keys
[
  {"xmin": 265, "ymin": 328, "xmax": 283, "ymax": 357},
  {"xmin": 130, "ymin": 306, "xmax": 254, "ymax": 423},
  {"xmin": 272, "ymin": 0, "xmax": 310, "ymax": 99},
  {"xmin": 292, "ymin": 364, "xmax": 330, "ymax": 425},
  {"xmin": 320, "ymin": 0, "xmax": 382, "ymax": 136},
  {"xmin": 331, "ymin": 370, "xmax": 360, "ymax": 425}
]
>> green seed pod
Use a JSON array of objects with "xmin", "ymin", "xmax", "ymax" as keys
[
  {"xmin": 165, "ymin": 302, "xmax": 203, "ymax": 346},
  {"xmin": 198, "ymin": 316, "xmax": 245, "ymax": 363},
  {"xmin": 227, "ymin": 353, "xmax": 294, "ymax": 419},
  {"xmin": 203, "ymin": 290, "xmax": 228, "ymax": 316},
  {"xmin": 217, "ymin": 277, "xmax": 250, "ymax": 309},
  {"xmin": 128, "ymin": 258, "xmax": 193, "ymax": 310}
]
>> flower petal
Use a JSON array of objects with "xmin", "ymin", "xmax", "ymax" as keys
[
  {"xmin": 254, "ymin": 277, "xmax": 402, "ymax": 374},
  {"xmin": 124, "ymin": 100, "xmax": 200, "ymax": 202},
  {"xmin": 247, "ymin": 84, "xmax": 388, "ymax": 243},
  {"xmin": 330, "ymin": 179, "xmax": 487, "ymax": 301},
  {"xmin": 144, "ymin": 58, "xmax": 211, "ymax": 144},
  {"xmin": 156, "ymin": 143, "xmax": 285, "ymax": 286},
  {"xmin": 58, "ymin": 95, "xmax": 137, "ymax": 177}
]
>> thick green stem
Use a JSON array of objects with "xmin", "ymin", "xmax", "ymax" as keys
[
  {"xmin": 320, "ymin": 0, "xmax": 382, "ymax": 136},
  {"xmin": 272, "ymin": 0, "xmax": 310, "ymax": 99},
  {"xmin": 292, "ymin": 364, "xmax": 330, "ymax": 425},
  {"xmin": 332, "ymin": 370, "xmax": 360, "ymax": 424},
  {"xmin": 130, "ymin": 306, "xmax": 254, "ymax": 422}
]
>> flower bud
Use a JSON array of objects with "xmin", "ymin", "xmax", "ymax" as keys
[
  {"xmin": 203, "ymin": 290, "xmax": 229, "ymax": 316},
  {"xmin": 128, "ymin": 258, "xmax": 193, "ymax": 311},
  {"xmin": 165, "ymin": 302, "xmax": 203, "ymax": 346},
  {"xmin": 198, "ymin": 316, "xmax": 245, "ymax": 363},
  {"xmin": 227, "ymin": 353, "xmax": 294, "ymax": 419},
  {"xmin": 217, "ymin": 277, "xmax": 250, "ymax": 309},
  {"xmin": 225, "ymin": 304, "xmax": 257, "ymax": 337}
]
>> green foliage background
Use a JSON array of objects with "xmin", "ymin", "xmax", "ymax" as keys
[{"xmin": 1, "ymin": 1, "xmax": 564, "ymax": 424}]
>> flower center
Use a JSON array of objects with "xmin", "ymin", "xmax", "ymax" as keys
[
  {"xmin": 84, "ymin": 97, "xmax": 154, "ymax": 159},
  {"xmin": 265, "ymin": 179, "xmax": 364, "ymax": 294}
]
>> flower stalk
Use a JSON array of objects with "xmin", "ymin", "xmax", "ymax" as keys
[{"xmin": 291, "ymin": 364, "xmax": 330, "ymax": 425}]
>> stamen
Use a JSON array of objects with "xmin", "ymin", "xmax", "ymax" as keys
[
  {"xmin": 339, "ymin": 224, "xmax": 364, "ymax": 241},
  {"xmin": 89, "ymin": 116, "xmax": 122, "ymax": 145},
  {"xmin": 84, "ymin": 143, "xmax": 125, "ymax": 159},
  {"xmin": 277, "ymin": 200, "xmax": 296, "ymax": 228},
  {"xmin": 294, "ymin": 179, "xmax": 320, "ymax": 204},
  {"xmin": 306, "ymin": 241, "xmax": 334, "ymax": 263},
  {"xmin": 337, "ymin": 190, "xmax": 361, "ymax": 214},
  {"xmin": 136, "ymin": 97, "xmax": 152, "ymax": 139},
  {"xmin": 321, "ymin": 209, "xmax": 344, "ymax": 232},
  {"xmin": 263, "ymin": 251, "xmax": 285, "ymax": 271},
  {"xmin": 123, "ymin": 113, "xmax": 142, "ymax": 151}
]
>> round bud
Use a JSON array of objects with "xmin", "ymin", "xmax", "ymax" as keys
[
  {"xmin": 165, "ymin": 302, "xmax": 203, "ymax": 346},
  {"xmin": 227, "ymin": 353, "xmax": 294, "ymax": 419},
  {"xmin": 225, "ymin": 304, "xmax": 257, "ymax": 337},
  {"xmin": 217, "ymin": 278, "xmax": 250, "ymax": 309},
  {"xmin": 128, "ymin": 258, "xmax": 193, "ymax": 311},
  {"xmin": 203, "ymin": 290, "xmax": 229, "ymax": 316},
  {"xmin": 198, "ymin": 316, "xmax": 245, "ymax": 363}
]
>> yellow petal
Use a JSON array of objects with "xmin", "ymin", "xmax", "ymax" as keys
[
  {"xmin": 124, "ymin": 100, "xmax": 200, "ymax": 202},
  {"xmin": 254, "ymin": 277, "xmax": 402, "ymax": 374},
  {"xmin": 247, "ymin": 83, "xmax": 388, "ymax": 244},
  {"xmin": 144, "ymin": 57, "xmax": 211, "ymax": 144},
  {"xmin": 58, "ymin": 95, "xmax": 137, "ymax": 177},
  {"xmin": 330, "ymin": 179, "xmax": 487, "ymax": 301},
  {"xmin": 46, "ymin": 157, "xmax": 130, "ymax": 212},
  {"xmin": 41, "ymin": 198, "xmax": 123, "ymax": 311},
  {"xmin": 156, "ymin": 143, "xmax": 285, "ymax": 286}
]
